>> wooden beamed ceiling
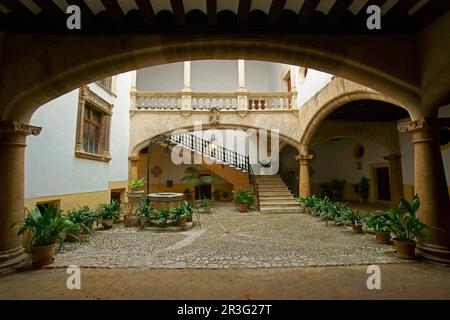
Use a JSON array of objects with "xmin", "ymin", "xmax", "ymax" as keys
[{"xmin": 0, "ymin": 0, "xmax": 448, "ymax": 33}]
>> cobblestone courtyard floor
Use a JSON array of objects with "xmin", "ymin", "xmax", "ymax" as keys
[{"xmin": 55, "ymin": 203, "xmax": 399, "ymax": 269}]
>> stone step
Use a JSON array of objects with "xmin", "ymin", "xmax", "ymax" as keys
[
  {"xmin": 258, "ymin": 195, "xmax": 295, "ymax": 200},
  {"xmin": 259, "ymin": 207, "xmax": 304, "ymax": 214},
  {"xmin": 258, "ymin": 191, "xmax": 293, "ymax": 196},
  {"xmin": 259, "ymin": 201, "xmax": 299, "ymax": 207}
]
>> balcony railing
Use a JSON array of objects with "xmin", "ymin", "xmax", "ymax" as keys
[{"xmin": 132, "ymin": 91, "xmax": 297, "ymax": 111}]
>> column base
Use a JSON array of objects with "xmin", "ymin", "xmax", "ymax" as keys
[
  {"xmin": 417, "ymin": 243, "xmax": 450, "ymax": 265},
  {"xmin": 0, "ymin": 247, "xmax": 29, "ymax": 269}
]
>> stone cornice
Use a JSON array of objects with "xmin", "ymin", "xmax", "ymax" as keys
[
  {"xmin": 397, "ymin": 118, "xmax": 440, "ymax": 133},
  {"xmin": 0, "ymin": 120, "xmax": 41, "ymax": 136}
]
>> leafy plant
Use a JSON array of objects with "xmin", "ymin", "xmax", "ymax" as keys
[
  {"xmin": 221, "ymin": 190, "xmax": 230, "ymax": 200},
  {"xmin": 384, "ymin": 195, "xmax": 427, "ymax": 242},
  {"xmin": 181, "ymin": 167, "xmax": 214, "ymax": 199},
  {"xmin": 96, "ymin": 200, "xmax": 122, "ymax": 220},
  {"xmin": 129, "ymin": 178, "xmax": 145, "ymax": 190},
  {"xmin": 12, "ymin": 205, "xmax": 73, "ymax": 252},
  {"xmin": 213, "ymin": 189, "xmax": 222, "ymax": 200},
  {"xmin": 65, "ymin": 206, "xmax": 97, "ymax": 234},
  {"xmin": 337, "ymin": 208, "xmax": 362, "ymax": 226},
  {"xmin": 197, "ymin": 197, "xmax": 214, "ymax": 208},
  {"xmin": 233, "ymin": 189, "xmax": 255, "ymax": 206},
  {"xmin": 358, "ymin": 177, "xmax": 370, "ymax": 202},
  {"xmin": 136, "ymin": 197, "xmax": 155, "ymax": 217},
  {"xmin": 156, "ymin": 209, "xmax": 170, "ymax": 224},
  {"xmin": 365, "ymin": 212, "xmax": 390, "ymax": 233}
]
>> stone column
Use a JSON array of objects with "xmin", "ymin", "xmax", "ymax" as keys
[
  {"xmin": 398, "ymin": 118, "xmax": 450, "ymax": 263},
  {"xmin": 383, "ymin": 154, "xmax": 404, "ymax": 206},
  {"xmin": 295, "ymin": 154, "xmax": 313, "ymax": 197},
  {"xmin": 181, "ymin": 61, "xmax": 192, "ymax": 114},
  {"xmin": 238, "ymin": 59, "xmax": 246, "ymax": 91},
  {"xmin": 0, "ymin": 120, "xmax": 41, "ymax": 268},
  {"xmin": 289, "ymin": 66, "xmax": 298, "ymax": 109},
  {"xmin": 183, "ymin": 61, "xmax": 191, "ymax": 92}
]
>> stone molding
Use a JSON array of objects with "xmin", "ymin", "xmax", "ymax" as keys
[{"xmin": 0, "ymin": 120, "xmax": 42, "ymax": 136}]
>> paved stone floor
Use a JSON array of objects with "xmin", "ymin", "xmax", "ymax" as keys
[{"xmin": 54, "ymin": 203, "xmax": 399, "ymax": 269}]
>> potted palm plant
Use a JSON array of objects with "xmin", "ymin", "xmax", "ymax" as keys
[
  {"xmin": 233, "ymin": 189, "xmax": 255, "ymax": 213},
  {"xmin": 126, "ymin": 178, "xmax": 145, "ymax": 227},
  {"xmin": 365, "ymin": 212, "xmax": 391, "ymax": 244},
  {"xmin": 338, "ymin": 208, "xmax": 363, "ymax": 233},
  {"xmin": 172, "ymin": 205, "xmax": 189, "ymax": 226},
  {"xmin": 221, "ymin": 190, "xmax": 230, "ymax": 202},
  {"xmin": 97, "ymin": 200, "xmax": 122, "ymax": 229},
  {"xmin": 385, "ymin": 195, "xmax": 427, "ymax": 259},
  {"xmin": 156, "ymin": 209, "xmax": 170, "ymax": 227},
  {"xmin": 213, "ymin": 189, "xmax": 222, "ymax": 201},
  {"xmin": 12, "ymin": 205, "xmax": 73, "ymax": 268},
  {"xmin": 181, "ymin": 167, "xmax": 214, "ymax": 199}
]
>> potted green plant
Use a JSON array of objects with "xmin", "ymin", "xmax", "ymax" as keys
[
  {"xmin": 233, "ymin": 189, "xmax": 255, "ymax": 213},
  {"xmin": 213, "ymin": 189, "xmax": 222, "ymax": 201},
  {"xmin": 156, "ymin": 209, "xmax": 170, "ymax": 227},
  {"xmin": 181, "ymin": 167, "xmax": 214, "ymax": 199},
  {"xmin": 358, "ymin": 177, "xmax": 370, "ymax": 202},
  {"xmin": 96, "ymin": 200, "xmax": 122, "ymax": 229},
  {"xmin": 365, "ymin": 212, "xmax": 391, "ymax": 244},
  {"xmin": 65, "ymin": 206, "xmax": 97, "ymax": 242},
  {"xmin": 12, "ymin": 205, "xmax": 73, "ymax": 268},
  {"xmin": 197, "ymin": 197, "xmax": 214, "ymax": 213},
  {"xmin": 126, "ymin": 178, "xmax": 145, "ymax": 227},
  {"xmin": 172, "ymin": 205, "xmax": 189, "ymax": 226},
  {"xmin": 136, "ymin": 197, "xmax": 154, "ymax": 227},
  {"xmin": 338, "ymin": 208, "xmax": 363, "ymax": 233},
  {"xmin": 385, "ymin": 195, "xmax": 427, "ymax": 259}
]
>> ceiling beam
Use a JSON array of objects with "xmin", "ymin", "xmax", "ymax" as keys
[
  {"xmin": 238, "ymin": 0, "xmax": 252, "ymax": 26},
  {"xmin": 134, "ymin": 0, "xmax": 154, "ymax": 25},
  {"xmin": 411, "ymin": 0, "xmax": 450, "ymax": 29},
  {"xmin": 268, "ymin": 0, "xmax": 287, "ymax": 25},
  {"xmin": 32, "ymin": 0, "xmax": 64, "ymax": 17},
  {"xmin": 327, "ymin": 0, "xmax": 353, "ymax": 24},
  {"xmin": 101, "ymin": 0, "xmax": 126, "ymax": 26},
  {"xmin": 0, "ymin": 0, "xmax": 34, "ymax": 17},
  {"xmin": 298, "ymin": 0, "xmax": 320, "ymax": 24},
  {"xmin": 206, "ymin": 0, "xmax": 217, "ymax": 25},
  {"xmin": 170, "ymin": 0, "xmax": 185, "ymax": 26}
]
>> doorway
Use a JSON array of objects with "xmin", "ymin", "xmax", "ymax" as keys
[
  {"xmin": 374, "ymin": 166, "xmax": 391, "ymax": 202},
  {"xmin": 195, "ymin": 174, "xmax": 212, "ymax": 199}
]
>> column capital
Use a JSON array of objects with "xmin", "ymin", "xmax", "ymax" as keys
[
  {"xmin": 383, "ymin": 154, "xmax": 402, "ymax": 161},
  {"xmin": 295, "ymin": 154, "xmax": 313, "ymax": 164},
  {"xmin": 397, "ymin": 118, "xmax": 441, "ymax": 133},
  {"xmin": 0, "ymin": 120, "xmax": 41, "ymax": 137}
]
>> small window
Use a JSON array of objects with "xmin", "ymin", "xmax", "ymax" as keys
[
  {"xmin": 97, "ymin": 77, "xmax": 112, "ymax": 91},
  {"xmin": 75, "ymin": 86, "xmax": 113, "ymax": 162},
  {"xmin": 83, "ymin": 105, "xmax": 104, "ymax": 155},
  {"xmin": 36, "ymin": 200, "xmax": 60, "ymax": 213}
]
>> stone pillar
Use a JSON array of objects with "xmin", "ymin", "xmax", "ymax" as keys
[
  {"xmin": 238, "ymin": 59, "xmax": 246, "ymax": 92},
  {"xmin": 183, "ymin": 61, "xmax": 191, "ymax": 92},
  {"xmin": 383, "ymin": 154, "xmax": 404, "ymax": 206},
  {"xmin": 295, "ymin": 154, "xmax": 313, "ymax": 197},
  {"xmin": 0, "ymin": 120, "xmax": 41, "ymax": 268},
  {"xmin": 128, "ymin": 156, "xmax": 140, "ymax": 182},
  {"xmin": 289, "ymin": 66, "xmax": 298, "ymax": 109},
  {"xmin": 398, "ymin": 118, "xmax": 450, "ymax": 263}
]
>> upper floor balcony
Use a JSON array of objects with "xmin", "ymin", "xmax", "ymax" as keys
[{"xmin": 131, "ymin": 90, "xmax": 298, "ymax": 111}]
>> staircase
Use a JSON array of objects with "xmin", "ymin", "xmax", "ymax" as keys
[
  {"xmin": 169, "ymin": 132, "xmax": 302, "ymax": 213},
  {"xmin": 256, "ymin": 175, "xmax": 303, "ymax": 213}
]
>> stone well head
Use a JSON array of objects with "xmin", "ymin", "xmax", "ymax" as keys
[{"xmin": 147, "ymin": 192, "xmax": 184, "ymax": 210}]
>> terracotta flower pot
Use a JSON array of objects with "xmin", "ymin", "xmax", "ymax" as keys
[
  {"xmin": 32, "ymin": 243, "xmax": 56, "ymax": 268},
  {"xmin": 352, "ymin": 224, "xmax": 363, "ymax": 234},
  {"xmin": 177, "ymin": 218, "xmax": 187, "ymax": 226},
  {"xmin": 393, "ymin": 239, "xmax": 417, "ymax": 259},
  {"xmin": 124, "ymin": 215, "xmax": 139, "ymax": 228},
  {"xmin": 158, "ymin": 219, "xmax": 167, "ymax": 228},
  {"xmin": 239, "ymin": 204, "xmax": 248, "ymax": 213},
  {"xmin": 187, "ymin": 213, "xmax": 193, "ymax": 222},
  {"xmin": 140, "ymin": 216, "xmax": 151, "ymax": 227},
  {"xmin": 376, "ymin": 230, "xmax": 391, "ymax": 244},
  {"xmin": 102, "ymin": 219, "xmax": 114, "ymax": 229}
]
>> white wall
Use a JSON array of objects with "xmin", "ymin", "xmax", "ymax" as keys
[
  {"xmin": 25, "ymin": 73, "xmax": 131, "ymax": 198},
  {"xmin": 191, "ymin": 60, "xmax": 238, "ymax": 92},
  {"xmin": 297, "ymin": 69, "xmax": 333, "ymax": 107},
  {"xmin": 310, "ymin": 138, "xmax": 388, "ymax": 184},
  {"xmin": 136, "ymin": 62, "xmax": 183, "ymax": 91}
]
